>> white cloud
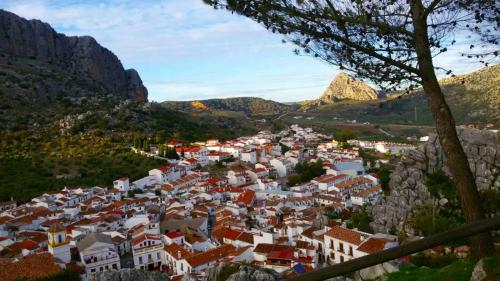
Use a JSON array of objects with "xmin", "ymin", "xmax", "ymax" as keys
[{"xmin": 3, "ymin": 0, "xmax": 286, "ymax": 64}]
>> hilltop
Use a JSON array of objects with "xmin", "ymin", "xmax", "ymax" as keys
[
  {"xmin": 301, "ymin": 72, "xmax": 378, "ymax": 110},
  {"xmin": 162, "ymin": 97, "xmax": 292, "ymax": 116},
  {"xmin": 289, "ymin": 64, "xmax": 500, "ymax": 128}
]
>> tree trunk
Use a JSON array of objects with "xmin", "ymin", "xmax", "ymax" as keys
[{"xmin": 410, "ymin": 0, "xmax": 494, "ymax": 260}]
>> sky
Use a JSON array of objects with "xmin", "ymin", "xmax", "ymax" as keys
[{"xmin": 0, "ymin": 0, "xmax": 488, "ymax": 102}]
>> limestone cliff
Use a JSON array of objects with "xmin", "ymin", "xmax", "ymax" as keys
[
  {"xmin": 371, "ymin": 128, "xmax": 500, "ymax": 234},
  {"xmin": 320, "ymin": 72, "xmax": 379, "ymax": 103},
  {"xmin": 0, "ymin": 9, "xmax": 147, "ymax": 102},
  {"xmin": 301, "ymin": 72, "xmax": 378, "ymax": 110}
]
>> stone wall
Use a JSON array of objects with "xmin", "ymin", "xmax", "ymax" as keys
[{"xmin": 371, "ymin": 128, "xmax": 500, "ymax": 233}]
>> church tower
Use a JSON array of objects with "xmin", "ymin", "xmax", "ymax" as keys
[{"xmin": 47, "ymin": 223, "xmax": 71, "ymax": 263}]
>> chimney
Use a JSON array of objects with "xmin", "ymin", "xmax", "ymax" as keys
[{"xmin": 177, "ymin": 250, "xmax": 181, "ymax": 259}]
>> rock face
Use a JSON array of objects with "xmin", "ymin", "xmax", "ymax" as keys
[
  {"xmin": 206, "ymin": 263, "xmax": 283, "ymax": 281},
  {"xmin": 0, "ymin": 9, "xmax": 147, "ymax": 102},
  {"xmin": 371, "ymin": 128, "xmax": 500, "ymax": 233},
  {"xmin": 320, "ymin": 72, "xmax": 378, "ymax": 103},
  {"xmin": 88, "ymin": 269, "xmax": 169, "ymax": 281}
]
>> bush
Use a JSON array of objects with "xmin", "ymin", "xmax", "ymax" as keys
[
  {"xmin": 287, "ymin": 159, "xmax": 325, "ymax": 186},
  {"xmin": 346, "ymin": 207, "xmax": 374, "ymax": 233}
]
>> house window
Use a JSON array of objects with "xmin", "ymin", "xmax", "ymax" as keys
[
  {"xmin": 112, "ymin": 264, "xmax": 117, "ymax": 269},
  {"xmin": 139, "ymin": 256, "xmax": 143, "ymax": 264},
  {"xmin": 57, "ymin": 234, "xmax": 62, "ymax": 243},
  {"xmin": 340, "ymin": 256, "xmax": 344, "ymax": 263},
  {"xmin": 349, "ymin": 246, "xmax": 353, "ymax": 256},
  {"xmin": 181, "ymin": 263, "xmax": 183, "ymax": 271},
  {"xmin": 339, "ymin": 243, "xmax": 344, "ymax": 252},
  {"xmin": 157, "ymin": 252, "xmax": 161, "ymax": 260},
  {"xmin": 330, "ymin": 240, "xmax": 333, "ymax": 248}
]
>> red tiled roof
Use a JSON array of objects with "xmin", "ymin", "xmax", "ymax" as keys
[
  {"xmin": 164, "ymin": 243, "xmax": 193, "ymax": 260},
  {"xmin": 20, "ymin": 240, "xmax": 37, "ymax": 250},
  {"xmin": 235, "ymin": 189, "xmax": 255, "ymax": 206},
  {"xmin": 185, "ymin": 244, "xmax": 236, "ymax": 268},
  {"xmin": 0, "ymin": 253, "xmax": 61, "ymax": 281},
  {"xmin": 267, "ymin": 249, "xmax": 294, "ymax": 260},
  {"xmin": 325, "ymin": 226, "xmax": 367, "ymax": 246},
  {"xmin": 166, "ymin": 232, "xmax": 184, "ymax": 239},
  {"xmin": 132, "ymin": 234, "xmax": 161, "ymax": 246},
  {"xmin": 357, "ymin": 237, "xmax": 391, "ymax": 254}
]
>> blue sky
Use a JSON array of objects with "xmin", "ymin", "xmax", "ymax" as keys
[{"xmin": 0, "ymin": 0, "xmax": 488, "ymax": 102}]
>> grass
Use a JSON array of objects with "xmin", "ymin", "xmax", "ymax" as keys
[
  {"xmin": 386, "ymin": 259, "xmax": 474, "ymax": 281},
  {"xmin": 385, "ymin": 253, "xmax": 500, "ymax": 281}
]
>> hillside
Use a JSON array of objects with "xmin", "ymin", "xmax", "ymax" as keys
[
  {"xmin": 294, "ymin": 64, "xmax": 500, "ymax": 127},
  {"xmin": 162, "ymin": 97, "xmax": 292, "ymax": 116},
  {"xmin": 0, "ymin": 10, "xmax": 264, "ymax": 201},
  {"xmin": 301, "ymin": 72, "xmax": 378, "ymax": 110},
  {"xmin": 0, "ymin": 9, "xmax": 147, "ymax": 102}
]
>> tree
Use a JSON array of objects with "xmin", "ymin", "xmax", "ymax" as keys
[
  {"xmin": 158, "ymin": 145, "xmax": 165, "ymax": 157},
  {"xmin": 143, "ymin": 139, "xmax": 150, "ymax": 152},
  {"xmin": 335, "ymin": 128, "xmax": 356, "ymax": 143},
  {"xmin": 204, "ymin": 0, "xmax": 497, "ymax": 260}
]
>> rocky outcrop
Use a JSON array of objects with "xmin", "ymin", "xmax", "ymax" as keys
[
  {"xmin": 206, "ymin": 263, "xmax": 283, "ymax": 281},
  {"xmin": 319, "ymin": 72, "xmax": 379, "ymax": 103},
  {"xmin": 470, "ymin": 259, "xmax": 488, "ymax": 281},
  {"xmin": 371, "ymin": 128, "xmax": 500, "ymax": 233},
  {"xmin": 0, "ymin": 9, "xmax": 147, "ymax": 102},
  {"xmin": 300, "ymin": 72, "xmax": 378, "ymax": 110},
  {"xmin": 88, "ymin": 269, "xmax": 170, "ymax": 281}
]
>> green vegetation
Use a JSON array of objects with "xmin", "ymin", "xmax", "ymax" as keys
[
  {"xmin": 411, "ymin": 171, "xmax": 465, "ymax": 238},
  {"xmin": 287, "ymin": 159, "xmax": 325, "ymax": 186},
  {"xmin": 334, "ymin": 128, "xmax": 357, "ymax": 143},
  {"xmin": 14, "ymin": 268, "xmax": 81, "ymax": 281},
  {"xmin": 215, "ymin": 264, "xmax": 240, "ymax": 281},
  {"xmin": 127, "ymin": 188, "xmax": 144, "ymax": 198},
  {"xmin": 280, "ymin": 143, "xmax": 291, "ymax": 154},
  {"xmin": 0, "ymin": 153, "xmax": 164, "ymax": 202},
  {"xmin": 367, "ymin": 167, "xmax": 392, "ymax": 195},
  {"xmin": 386, "ymin": 259, "xmax": 474, "ymax": 281},
  {"xmin": 37, "ymin": 269, "xmax": 81, "ymax": 281},
  {"xmin": 386, "ymin": 253, "xmax": 500, "ymax": 281},
  {"xmin": 0, "ymin": 131, "xmax": 166, "ymax": 201},
  {"xmin": 346, "ymin": 207, "xmax": 373, "ymax": 233},
  {"xmin": 162, "ymin": 97, "xmax": 291, "ymax": 116},
  {"xmin": 410, "ymin": 171, "xmax": 499, "ymax": 245}
]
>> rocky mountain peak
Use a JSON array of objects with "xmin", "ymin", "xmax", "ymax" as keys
[
  {"xmin": 319, "ymin": 71, "xmax": 378, "ymax": 103},
  {"xmin": 0, "ymin": 9, "xmax": 148, "ymax": 102}
]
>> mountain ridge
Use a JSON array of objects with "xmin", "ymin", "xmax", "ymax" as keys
[
  {"xmin": 162, "ymin": 97, "xmax": 292, "ymax": 116},
  {"xmin": 0, "ymin": 9, "xmax": 147, "ymax": 102}
]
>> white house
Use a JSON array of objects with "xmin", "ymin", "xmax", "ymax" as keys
[
  {"xmin": 77, "ymin": 233, "xmax": 121, "ymax": 276},
  {"xmin": 132, "ymin": 234, "xmax": 164, "ymax": 270},
  {"xmin": 113, "ymin": 178, "xmax": 130, "ymax": 195}
]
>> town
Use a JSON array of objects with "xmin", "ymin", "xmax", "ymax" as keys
[{"xmin": 0, "ymin": 125, "xmax": 416, "ymax": 280}]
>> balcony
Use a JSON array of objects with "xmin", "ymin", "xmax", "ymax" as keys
[{"xmin": 84, "ymin": 254, "xmax": 119, "ymax": 265}]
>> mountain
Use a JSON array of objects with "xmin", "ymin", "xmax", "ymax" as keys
[
  {"xmin": 301, "ymin": 72, "xmax": 378, "ymax": 110},
  {"xmin": 291, "ymin": 64, "xmax": 500, "ymax": 127},
  {"xmin": 162, "ymin": 97, "xmax": 292, "ymax": 116},
  {"xmin": 0, "ymin": 9, "xmax": 147, "ymax": 103}
]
